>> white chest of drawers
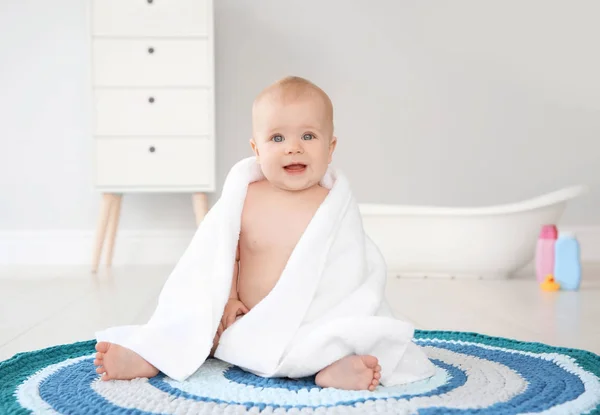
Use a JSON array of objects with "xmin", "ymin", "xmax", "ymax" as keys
[{"xmin": 90, "ymin": 0, "xmax": 215, "ymax": 272}]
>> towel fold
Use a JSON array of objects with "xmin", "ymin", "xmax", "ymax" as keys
[{"xmin": 96, "ymin": 156, "xmax": 435, "ymax": 385}]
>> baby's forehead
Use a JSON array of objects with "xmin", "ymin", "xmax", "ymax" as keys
[
  {"xmin": 255, "ymin": 98, "xmax": 327, "ymax": 126},
  {"xmin": 252, "ymin": 80, "xmax": 334, "ymax": 133},
  {"xmin": 257, "ymin": 87, "xmax": 327, "ymax": 110}
]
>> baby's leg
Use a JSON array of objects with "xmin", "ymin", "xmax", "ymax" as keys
[
  {"xmin": 315, "ymin": 355, "xmax": 381, "ymax": 391},
  {"xmin": 94, "ymin": 342, "xmax": 159, "ymax": 381}
]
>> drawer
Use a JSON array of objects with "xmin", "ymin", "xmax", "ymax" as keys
[
  {"xmin": 95, "ymin": 138, "xmax": 213, "ymax": 188},
  {"xmin": 93, "ymin": 39, "xmax": 210, "ymax": 86},
  {"xmin": 92, "ymin": 0, "xmax": 210, "ymax": 37},
  {"xmin": 94, "ymin": 89, "xmax": 211, "ymax": 136}
]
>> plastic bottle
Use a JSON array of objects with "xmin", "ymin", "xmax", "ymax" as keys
[
  {"xmin": 536, "ymin": 225, "xmax": 557, "ymax": 283},
  {"xmin": 554, "ymin": 232, "xmax": 582, "ymax": 290}
]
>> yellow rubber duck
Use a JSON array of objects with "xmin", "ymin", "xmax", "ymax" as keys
[{"xmin": 541, "ymin": 274, "xmax": 560, "ymax": 291}]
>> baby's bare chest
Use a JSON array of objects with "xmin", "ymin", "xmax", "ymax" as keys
[
  {"xmin": 241, "ymin": 204, "xmax": 315, "ymax": 252},
  {"xmin": 239, "ymin": 183, "xmax": 329, "ymax": 254}
]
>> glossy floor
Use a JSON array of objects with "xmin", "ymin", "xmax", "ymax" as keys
[{"xmin": 0, "ymin": 264, "xmax": 598, "ymax": 362}]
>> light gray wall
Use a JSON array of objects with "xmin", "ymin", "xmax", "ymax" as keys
[{"xmin": 1, "ymin": 0, "xmax": 598, "ymax": 233}]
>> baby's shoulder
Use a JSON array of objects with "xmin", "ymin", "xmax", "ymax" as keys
[
  {"xmin": 246, "ymin": 179, "xmax": 268, "ymax": 198},
  {"xmin": 243, "ymin": 180, "xmax": 269, "ymax": 210},
  {"xmin": 241, "ymin": 181, "xmax": 269, "ymax": 229}
]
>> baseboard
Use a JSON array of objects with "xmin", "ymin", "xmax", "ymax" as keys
[
  {"xmin": 0, "ymin": 226, "xmax": 599, "ymax": 266},
  {"xmin": 0, "ymin": 230, "xmax": 195, "ymax": 266}
]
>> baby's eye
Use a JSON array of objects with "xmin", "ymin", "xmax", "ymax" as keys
[
  {"xmin": 302, "ymin": 133, "xmax": 314, "ymax": 140},
  {"xmin": 271, "ymin": 135, "xmax": 284, "ymax": 142}
]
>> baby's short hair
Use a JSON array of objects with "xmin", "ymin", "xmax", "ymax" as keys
[{"xmin": 253, "ymin": 76, "xmax": 334, "ymax": 134}]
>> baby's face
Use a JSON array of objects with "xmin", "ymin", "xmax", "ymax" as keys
[{"xmin": 251, "ymin": 95, "xmax": 336, "ymax": 192}]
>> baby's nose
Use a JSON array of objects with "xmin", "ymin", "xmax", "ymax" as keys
[{"xmin": 285, "ymin": 142, "xmax": 303, "ymax": 154}]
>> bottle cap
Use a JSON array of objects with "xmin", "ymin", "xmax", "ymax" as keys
[
  {"xmin": 559, "ymin": 231, "xmax": 576, "ymax": 239},
  {"xmin": 539, "ymin": 224, "xmax": 558, "ymax": 239}
]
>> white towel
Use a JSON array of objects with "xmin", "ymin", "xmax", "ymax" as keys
[{"xmin": 95, "ymin": 156, "xmax": 436, "ymax": 386}]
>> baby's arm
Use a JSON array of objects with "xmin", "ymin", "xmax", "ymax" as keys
[
  {"xmin": 218, "ymin": 241, "xmax": 247, "ymax": 336},
  {"xmin": 229, "ymin": 241, "xmax": 240, "ymax": 300}
]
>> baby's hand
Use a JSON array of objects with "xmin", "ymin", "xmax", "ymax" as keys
[{"xmin": 218, "ymin": 299, "xmax": 249, "ymax": 337}]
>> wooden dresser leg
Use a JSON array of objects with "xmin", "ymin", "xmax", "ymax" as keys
[
  {"xmin": 192, "ymin": 192, "xmax": 209, "ymax": 226},
  {"xmin": 92, "ymin": 193, "xmax": 115, "ymax": 273},
  {"xmin": 104, "ymin": 194, "xmax": 123, "ymax": 267}
]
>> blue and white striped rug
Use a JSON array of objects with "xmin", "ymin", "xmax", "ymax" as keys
[{"xmin": 1, "ymin": 330, "xmax": 599, "ymax": 414}]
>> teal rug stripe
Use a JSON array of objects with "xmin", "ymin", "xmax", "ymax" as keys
[
  {"xmin": 415, "ymin": 330, "xmax": 600, "ymax": 385},
  {"xmin": 2, "ymin": 331, "xmax": 599, "ymax": 414},
  {"xmin": 0, "ymin": 339, "xmax": 96, "ymax": 415},
  {"xmin": 417, "ymin": 330, "xmax": 600, "ymax": 415}
]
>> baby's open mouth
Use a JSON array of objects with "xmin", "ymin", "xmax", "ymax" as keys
[{"xmin": 284, "ymin": 163, "xmax": 307, "ymax": 173}]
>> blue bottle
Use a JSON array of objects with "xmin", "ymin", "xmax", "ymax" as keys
[{"xmin": 553, "ymin": 232, "xmax": 582, "ymax": 290}]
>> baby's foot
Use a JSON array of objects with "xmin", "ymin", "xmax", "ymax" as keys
[
  {"xmin": 94, "ymin": 341, "xmax": 159, "ymax": 381},
  {"xmin": 315, "ymin": 355, "xmax": 381, "ymax": 391}
]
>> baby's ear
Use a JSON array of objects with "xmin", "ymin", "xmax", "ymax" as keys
[
  {"xmin": 250, "ymin": 138, "xmax": 260, "ymax": 161},
  {"xmin": 328, "ymin": 136, "xmax": 337, "ymax": 163}
]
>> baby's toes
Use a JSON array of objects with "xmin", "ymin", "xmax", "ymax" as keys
[
  {"xmin": 368, "ymin": 376, "xmax": 380, "ymax": 391},
  {"xmin": 374, "ymin": 371, "xmax": 381, "ymax": 380},
  {"xmin": 96, "ymin": 366, "xmax": 105, "ymax": 374},
  {"xmin": 94, "ymin": 359, "xmax": 102, "ymax": 366},
  {"xmin": 95, "ymin": 342, "xmax": 110, "ymax": 353}
]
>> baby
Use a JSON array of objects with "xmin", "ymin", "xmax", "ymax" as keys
[{"xmin": 94, "ymin": 76, "xmax": 382, "ymax": 391}]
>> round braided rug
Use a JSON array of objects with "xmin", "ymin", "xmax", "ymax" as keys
[{"xmin": 1, "ymin": 331, "xmax": 599, "ymax": 414}]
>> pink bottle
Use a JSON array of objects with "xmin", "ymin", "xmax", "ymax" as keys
[{"xmin": 536, "ymin": 225, "xmax": 558, "ymax": 283}]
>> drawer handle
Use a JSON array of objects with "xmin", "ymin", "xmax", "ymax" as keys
[
  {"xmin": 148, "ymin": 97, "xmax": 155, "ymax": 103},
  {"xmin": 148, "ymin": 47, "xmax": 154, "ymax": 54},
  {"xmin": 149, "ymin": 146, "xmax": 156, "ymax": 153}
]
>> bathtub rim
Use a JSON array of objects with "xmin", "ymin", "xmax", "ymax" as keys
[{"xmin": 358, "ymin": 185, "xmax": 588, "ymax": 217}]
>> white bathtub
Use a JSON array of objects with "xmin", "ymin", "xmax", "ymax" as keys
[{"xmin": 358, "ymin": 185, "xmax": 588, "ymax": 279}]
